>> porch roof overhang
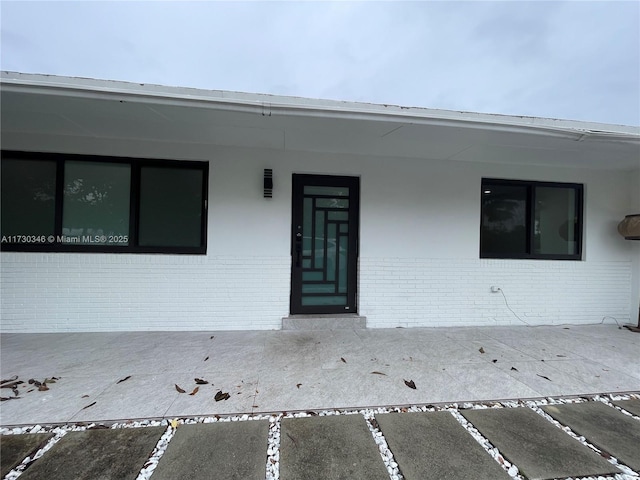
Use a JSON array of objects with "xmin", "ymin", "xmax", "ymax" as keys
[{"xmin": 1, "ymin": 71, "xmax": 639, "ymax": 171}]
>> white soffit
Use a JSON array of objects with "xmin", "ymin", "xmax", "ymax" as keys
[{"xmin": 1, "ymin": 71, "xmax": 639, "ymax": 170}]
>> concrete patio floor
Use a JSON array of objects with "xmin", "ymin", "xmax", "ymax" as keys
[{"xmin": 1, "ymin": 324, "xmax": 639, "ymax": 426}]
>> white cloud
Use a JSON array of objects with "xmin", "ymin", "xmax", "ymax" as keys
[{"xmin": 1, "ymin": 0, "xmax": 638, "ymax": 125}]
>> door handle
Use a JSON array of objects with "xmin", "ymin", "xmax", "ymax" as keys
[{"xmin": 295, "ymin": 232, "xmax": 302, "ymax": 267}]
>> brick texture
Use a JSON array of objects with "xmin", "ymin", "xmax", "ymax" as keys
[
  {"xmin": 0, "ymin": 254, "xmax": 632, "ymax": 332},
  {"xmin": 359, "ymin": 257, "xmax": 632, "ymax": 328},
  {"xmin": 0, "ymin": 253, "xmax": 290, "ymax": 332}
]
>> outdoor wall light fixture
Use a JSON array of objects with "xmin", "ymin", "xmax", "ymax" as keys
[
  {"xmin": 264, "ymin": 169, "xmax": 273, "ymax": 198},
  {"xmin": 617, "ymin": 214, "xmax": 640, "ymax": 240}
]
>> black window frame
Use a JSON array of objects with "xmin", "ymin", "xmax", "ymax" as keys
[
  {"xmin": 480, "ymin": 178, "xmax": 583, "ymax": 261},
  {"xmin": 1, "ymin": 150, "xmax": 208, "ymax": 254}
]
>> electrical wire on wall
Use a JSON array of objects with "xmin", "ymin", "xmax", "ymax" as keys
[
  {"xmin": 495, "ymin": 287, "xmax": 628, "ymax": 329},
  {"xmin": 495, "ymin": 288, "xmax": 531, "ymax": 326}
]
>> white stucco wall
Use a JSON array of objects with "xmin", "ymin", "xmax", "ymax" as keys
[{"xmin": 0, "ymin": 142, "xmax": 636, "ymax": 332}]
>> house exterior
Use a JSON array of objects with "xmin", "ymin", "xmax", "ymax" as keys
[{"xmin": 1, "ymin": 71, "xmax": 639, "ymax": 333}]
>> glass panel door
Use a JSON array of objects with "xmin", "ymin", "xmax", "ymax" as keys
[{"xmin": 291, "ymin": 175, "xmax": 359, "ymax": 314}]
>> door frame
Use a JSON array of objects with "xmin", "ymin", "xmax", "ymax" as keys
[{"xmin": 290, "ymin": 174, "xmax": 360, "ymax": 315}]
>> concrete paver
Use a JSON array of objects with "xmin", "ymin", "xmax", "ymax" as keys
[
  {"xmin": 0, "ymin": 433, "xmax": 52, "ymax": 477},
  {"xmin": 19, "ymin": 427, "xmax": 164, "ymax": 480},
  {"xmin": 152, "ymin": 421, "xmax": 269, "ymax": 480},
  {"xmin": 375, "ymin": 411, "xmax": 510, "ymax": 480},
  {"xmin": 461, "ymin": 407, "xmax": 620, "ymax": 480},
  {"xmin": 542, "ymin": 401, "xmax": 640, "ymax": 471},
  {"xmin": 280, "ymin": 414, "xmax": 388, "ymax": 480},
  {"xmin": 613, "ymin": 398, "xmax": 640, "ymax": 417}
]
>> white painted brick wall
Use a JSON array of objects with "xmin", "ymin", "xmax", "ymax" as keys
[
  {"xmin": 359, "ymin": 258, "xmax": 632, "ymax": 328},
  {"xmin": 2, "ymin": 252, "xmax": 631, "ymax": 332},
  {"xmin": 0, "ymin": 253, "xmax": 290, "ymax": 332}
]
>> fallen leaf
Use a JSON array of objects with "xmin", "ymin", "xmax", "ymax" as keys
[
  {"xmin": 214, "ymin": 390, "xmax": 230, "ymax": 402},
  {"xmin": 81, "ymin": 394, "xmax": 90, "ymax": 398},
  {"xmin": 556, "ymin": 355, "xmax": 566, "ymax": 358},
  {"xmin": 82, "ymin": 401, "xmax": 96, "ymax": 410},
  {"xmin": 1, "ymin": 380, "xmax": 23, "ymax": 389},
  {"xmin": 210, "ymin": 335, "xmax": 215, "ymax": 339},
  {"xmin": 511, "ymin": 367, "xmax": 518, "ymax": 371},
  {"xmin": 479, "ymin": 347, "xmax": 485, "ymax": 354},
  {"xmin": 38, "ymin": 384, "xmax": 49, "ymax": 391},
  {"xmin": 371, "ymin": 371, "xmax": 387, "ymax": 376},
  {"xmin": 170, "ymin": 419, "xmax": 179, "ymax": 428},
  {"xmin": 341, "ymin": 357, "xmax": 346, "ymax": 363},
  {"xmin": 189, "ymin": 386, "xmax": 199, "ymax": 396},
  {"xmin": 194, "ymin": 378, "xmax": 209, "ymax": 385},
  {"xmin": 492, "ymin": 359, "xmax": 498, "ymax": 363},
  {"xmin": 45, "ymin": 377, "xmax": 58, "ymax": 383},
  {"xmin": 175, "ymin": 384, "xmax": 186, "ymax": 393},
  {"xmin": 0, "ymin": 375, "xmax": 18, "ymax": 385},
  {"xmin": 563, "ymin": 327, "xmax": 570, "ymax": 329},
  {"xmin": 404, "ymin": 379, "xmax": 417, "ymax": 389},
  {"xmin": 1, "ymin": 396, "xmax": 21, "ymax": 401},
  {"xmin": 536, "ymin": 374, "xmax": 552, "ymax": 381},
  {"xmin": 204, "ymin": 356, "xmax": 209, "ymax": 362},
  {"xmin": 117, "ymin": 376, "xmax": 131, "ymax": 384},
  {"xmin": 296, "ymin": 383, "xmax": 302, "ymax": 389}
]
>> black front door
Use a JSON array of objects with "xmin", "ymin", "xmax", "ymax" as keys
[{"xmin": 290, "ymin": 174, "xmax": 359, "ymax": 314}]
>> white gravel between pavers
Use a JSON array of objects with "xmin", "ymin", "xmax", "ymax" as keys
[
  {"xmin": 1, "ymin": 393, "xmax": 638, "ymax": 480},
  {"xmin": 362, "ymin": 409, "xmax": 403, "ymax": 480}
]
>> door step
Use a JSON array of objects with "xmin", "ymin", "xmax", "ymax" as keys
[{"xmin": 282, "ymin": 315, "xmax": 366, "ymax": 330}]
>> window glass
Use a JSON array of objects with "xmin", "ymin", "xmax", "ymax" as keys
[
  {"xmin": 534, "ymin": 187, "xmax": 577, "ymax": 255},
  {"xmin": 481, "ymin": 179, "xmax": 582, "ymax": 260},
  {"xmin": 62, "ymin": 161, "xmax": 131, "ymax": 245},
  {"xmin": 481, "ymin": 184, "xmax": 527, "ymax": 256},
  {"xmin": 1, "ymin": 159, "xmax": 56, "ymax": 238},
  {"xmin": 138, "ymin": 166, "xmax": 203, "ymax": 247}
]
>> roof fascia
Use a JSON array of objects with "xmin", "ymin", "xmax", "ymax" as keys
[{"xmin": 2, "ymin": 71, "xmax": 639, "ymax": 145}]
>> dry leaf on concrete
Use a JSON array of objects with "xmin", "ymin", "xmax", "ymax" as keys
[
  {"xmin": 214, "ymin": 390, "xmax": 230, "ymax": 401},
  {"xmin": 404, "ymin": 379, "xmax": 417, "ymax": 389}
]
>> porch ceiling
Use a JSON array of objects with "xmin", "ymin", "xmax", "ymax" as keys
[{"xmin": 2, "ymin": 72, "xmax": 639, "ymax": 170}]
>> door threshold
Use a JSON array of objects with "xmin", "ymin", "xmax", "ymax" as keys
[{"xmin": 282, "ymin": 314, "xmax": 366, "ymax": 330}]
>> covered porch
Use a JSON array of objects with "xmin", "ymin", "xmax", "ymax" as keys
[{"xmin": 1, "ymin": 323, "xmax": 638, "ymax": 426}]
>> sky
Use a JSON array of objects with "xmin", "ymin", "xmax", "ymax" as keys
[{"xmin": 1, "ymin": 1, "xmax": 639, "ymax": 126}]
